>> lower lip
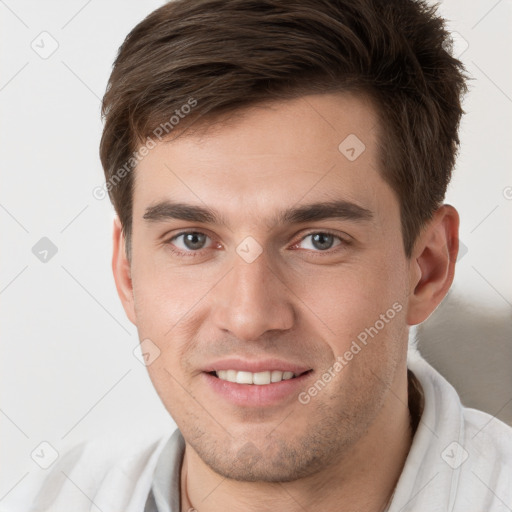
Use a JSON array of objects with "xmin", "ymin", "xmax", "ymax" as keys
[{"xmin": 202, "ymin": 371, "xmax": 313, "ymax": 407}]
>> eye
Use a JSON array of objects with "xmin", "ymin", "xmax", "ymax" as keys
[
  {"xmin": 295, "ymin": 232, "xmax": 346, "ymax": 251},
  {"xmin": 169, "ymin": 232, "xmax": 213, "ymax": 252}
]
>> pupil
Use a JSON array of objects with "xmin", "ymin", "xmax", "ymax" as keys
[
  {"xmin": 184, "ymin": 232, "xmax": 206, "ymax": 250},
  {"xmin": 312, "ymin": 233, "xmax": 333, "ymax": 250}
]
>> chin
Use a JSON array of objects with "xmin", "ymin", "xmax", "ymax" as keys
[{"xmin": 189, "ymin": 429, "xmax": 349, "ymax": 483}]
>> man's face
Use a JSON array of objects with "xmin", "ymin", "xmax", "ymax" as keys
[{"xmin": 124, "ymin": 92, "xmax": 413, "ymax": 481}]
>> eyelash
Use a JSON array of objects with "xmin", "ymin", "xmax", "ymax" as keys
[{"xmin": 164, "ymin": 230, "xmax": 351, "ymax": 258}]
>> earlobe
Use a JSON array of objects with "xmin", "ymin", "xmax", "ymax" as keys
[
  {"xmin": 406, "ymin": 205, "xmax": 460, "ymax": 326},
  {"xmin": 112, "ymin": 216, "xmax": 137, "ymax": 325}
]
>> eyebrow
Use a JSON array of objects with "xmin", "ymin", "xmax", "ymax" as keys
[{"xmin": 143, "ymin": 199, "xmax": 374, "ymax": 227}]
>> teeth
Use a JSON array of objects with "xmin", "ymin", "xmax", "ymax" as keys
[
  {"xmin": 217, "ymin": 370, "xmax": 228, "ymax": 381},
  {"xmin": 214, "ymin": 369, "xmax": 297, "ymax": 385},
  {"xmin": 253, "ymin": 371, "xmax": 271, "ymax": 385},
  {"xmin": 271, "ymin": 370, "xmax": 283, "ymax": 382},
  {"xmin": 236, "ymin": 371, "xmax": 253, "ymax": 384}
]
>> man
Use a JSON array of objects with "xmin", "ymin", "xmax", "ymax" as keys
[{"xmin": 27, "ymin": 0, "xmax": 512, "ymax": 511}]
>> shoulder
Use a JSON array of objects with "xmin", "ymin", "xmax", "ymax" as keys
[
  {"xmin": 463, "ymin": 406, "xmax": 512, "ymax": 456},
  {"xmin": 451, "ymin": 407, "xmax": 512, "ymax": 511},
  {"xmin": 461, "ymin": 405, "xmax": 512, "ymax": 472},
  {"xmin": 26, "ymin": 431, "xmax": 170, "ymax": 512},
  {"xmin": 403, "ymin": 349, "xmax": 512, "ymax": 510}
]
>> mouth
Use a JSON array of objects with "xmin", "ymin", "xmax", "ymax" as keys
[
  {"xmin": 202, "ymin": 360, "xmax": 314, "ymax": 407},
  {"xmin": 208, "ymin": 369, "xmax": 312, "ymax": 385}
]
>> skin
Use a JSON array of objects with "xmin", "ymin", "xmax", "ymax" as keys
[{"xmin": 112, "ymin": 92, "xmax": 459, "ymax": 512}]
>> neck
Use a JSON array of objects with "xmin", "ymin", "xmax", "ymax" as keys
[{"xmin": 181, "ymin": 365, "xmax": 414, "ymax": 512}]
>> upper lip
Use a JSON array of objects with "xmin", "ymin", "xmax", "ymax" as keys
[{"xmin": 203, "ymin": 358, "xmax": 312, "ymax": 374}]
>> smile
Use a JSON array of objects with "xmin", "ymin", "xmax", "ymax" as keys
[{"xmin": 212, "ymin": 370, "xmax": 299, "ymax": 385}]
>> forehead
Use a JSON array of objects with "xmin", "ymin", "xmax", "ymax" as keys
[{"xmin": 132, "ymin": 92, "xmax": 398, "ymax": 232}]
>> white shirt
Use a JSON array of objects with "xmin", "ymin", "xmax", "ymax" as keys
[{"xmin": 14, "ymin": 352, "xmax": 512, "ymax": 512}]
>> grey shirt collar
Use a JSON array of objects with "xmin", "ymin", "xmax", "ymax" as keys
[{"xmin": 144, "ymin": 429, "xmax": 185, "ymax": 512}]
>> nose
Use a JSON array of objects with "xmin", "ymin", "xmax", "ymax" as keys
[{"xmin": 210, "ymin": 250, "xmax": 295, "ymax": 342}]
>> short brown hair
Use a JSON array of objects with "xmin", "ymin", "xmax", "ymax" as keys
[{"xmin": 99, "ymin": 0, "xmax": 467, "ymax": 259}]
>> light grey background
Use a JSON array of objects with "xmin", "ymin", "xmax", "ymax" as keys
[{"xmin": 1, "ymin": 0, "xmax": 511, "ymax": 507}]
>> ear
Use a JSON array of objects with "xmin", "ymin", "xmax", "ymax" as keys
[
  {"xmin": 112, "ymin": 216, "xmax": 137, "ymax": 325},
  {"xmin": 406, "ymin": 204, "xmax": 460, "ymax": 326}
]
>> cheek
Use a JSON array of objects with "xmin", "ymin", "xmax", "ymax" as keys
[
  {"xmin": 130, "ymin": 259, "xmax": 216, "ymax": 379},
  {"xmin": 294, "ymin": 256, "xmax": 406, "ymax": 344},
  {"xmin": 131, "ymin": 252, "xmax": 210, "ymax": 328}
]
